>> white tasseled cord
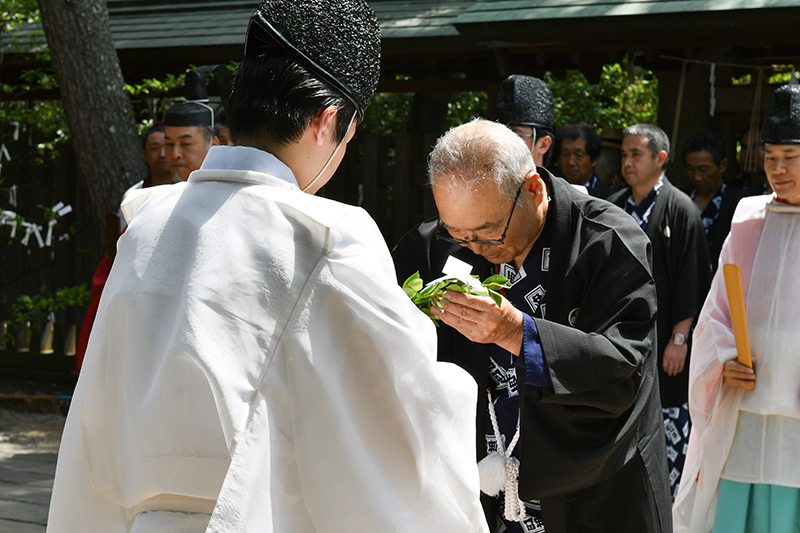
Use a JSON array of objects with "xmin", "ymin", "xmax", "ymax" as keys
[{"xmin": 478, "ymin": 389, "xmax": 527, "ymax": 522}]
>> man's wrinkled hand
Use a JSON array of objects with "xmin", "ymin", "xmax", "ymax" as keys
[{"xmin": 429, "ymin": 291, "xmax": 524, "ymax": 355}]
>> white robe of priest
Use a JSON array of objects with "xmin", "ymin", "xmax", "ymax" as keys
[
  {"xmin": 47, "ymin": 145, "xmax": 488, "ymax": 533},
  {"xmin": 673, "ymin": 194, "xmax": 800, "ymax": 532}
]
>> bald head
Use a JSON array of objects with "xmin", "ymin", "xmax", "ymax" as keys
[{"xmin": 428, "ymin": 119, "xmax": 536, "ymax": 202}]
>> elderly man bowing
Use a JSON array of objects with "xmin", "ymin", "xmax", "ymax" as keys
[{"xmin": 394, "ymin": 119, "xmax": 672, "ymax": 532}]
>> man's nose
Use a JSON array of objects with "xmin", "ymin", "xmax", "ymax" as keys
[{"xmin": 465, "ymin": 241, "xmax": 489, "ymax": 255}]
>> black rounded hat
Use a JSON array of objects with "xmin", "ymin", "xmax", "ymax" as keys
[
  {"xmin": 494, "ymin": 75, "xmax": 554, "ymax": 131},
  {"xmin": 165, "ymin": 101, "xmax": 214, "ymax": 128},
  {"xmin": 244, "ymin": 0, "xmax": 381, "ymax": 122},
  {"xmin": 762, "ymin": 83, "xmax": 800, "ymax": 145}
]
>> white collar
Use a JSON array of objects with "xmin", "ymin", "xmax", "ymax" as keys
[
  {"xmin": 766, "ymin": 196, "xmax": 800, "ymax": 213},
  {"xmin": 194, "ymin": 145, "xmax": 298, "ymax": 187}
]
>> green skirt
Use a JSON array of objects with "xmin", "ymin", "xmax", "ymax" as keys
[{"xmin": 714, "ymin": 479, "xmax": 800, "ymax": 533}]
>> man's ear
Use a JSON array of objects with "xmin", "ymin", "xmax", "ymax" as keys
[
  {"xmin": 536, "ymin": 135, "xmax": 553, "ymax": 157},
  {"xmin": 311, "ymin": 106, "xmax": 339, "ymax": 146},
  {"xmin": 719, "ymin": 157, "xmax": 729, "ymax": 174},
  {"xmin": 526, "ymin": 170, "xmax": 542, "ymax": 193},
  {"xmin": 211, "ymin": 136, "xmax": 221, "ymax": 147},
  {"xmin": 657, "ymin": 150, "xmax": 669, "ymax": 168}
]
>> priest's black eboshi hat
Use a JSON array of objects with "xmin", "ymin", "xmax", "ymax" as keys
[
  {"xmin": 244, "ymin": 0, "xmax": 381, "ymax": 122},
  {"xmin": 762, "ymin": 83, "xmax": 800, "ymax": 145},
  {"xmin": 494, "ymin": 75, "xmax": 555, "ymax": 131},
  {"xmin": 165, "ymin": 101, "xmax": 215, "ymax": 128}
]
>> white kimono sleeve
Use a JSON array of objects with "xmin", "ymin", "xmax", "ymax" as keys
[
  {"xmin": 208, "ymin": 209, "xmax": 488, "ymax": 533},
  {"xmin": 673, "ymin": 198, "xmax": 766, "ymax": 533}
]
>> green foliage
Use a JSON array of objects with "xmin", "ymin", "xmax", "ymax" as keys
[
  {"xmin": 731, "ymin": 73, "xmax": 753, "ymax": 86},
  {"xmin": 768, "ymin": 67, "xmax": 796, "ymax": 85},
  {"xmin": 2, "ymin": 0, "xmax": 69, "ymax": 163},
  {"xmin": 445, "ymin": 91, "xmax": 487, "ymax": 128},
  {"xmin": 361, "ymin": 92, "xmax": 413, "ymax": 135},
  {"xmin": 545, "ymin": 56, "xmax": 659, "ymax": 131},
  {"xmin": 125, "ymin": 72, "xmax": 185, "ymax": 97},
  {"xmin": 361, "ymin": 84, "xmax": 487, "ymax": 135},
  {"xmin": 402, "ymin": 271, "xmax": 509, "ymax": 325},
  {"xmin": 732, "ymin": 67, "xmax": 797, "ymax": 86},
  {"xmin": 5, "ymin": 284, "xmax": 91, "ymax": 347}
]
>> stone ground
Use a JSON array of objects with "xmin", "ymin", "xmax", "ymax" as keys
[{"xmin": 0, "ymin": 377, "xmax": 70, "ymax": 533}]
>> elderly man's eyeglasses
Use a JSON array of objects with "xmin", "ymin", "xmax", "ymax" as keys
[{"xmin": 435, "ymin": 182, "xmax": 524, "ymax": 246}]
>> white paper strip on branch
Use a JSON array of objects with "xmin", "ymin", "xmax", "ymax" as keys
[
  {"xmin": 46, "ymin": 219, "xmax": 58, "ymax": 246},
  {"xmin": 52, "ymin": 201, "xmax": 64, "ymax": 212},
  {"xmin": 20, "ymin": 222, "xmax": 34, "ymax": 246},
  {"xmin": 57, "ymin": 204, "xmax": 72, "ymax": 217},
  {"xmin": 32, "ymin": 223, "xmax": 44, "ymax": 248},
  {"xmin": 12, "ymin": 121, "xmax": 19, "ymax": 141},
  {"xmin": 709, "ymin": 63, "xmax": 717, "ymax": 117},
  {"xmin": 0, "ymin": 144, "xmax": 10, "ymax": 162},
  {"xmin": 20, "ymin": 221, "xmax": 44, "ymax": 248},
  {"xmin": 9, "ymin": 185, "xmax": 17, "ymax": 207},
  {"xmin": 58, "ymin": 233, "xmax": 69, "ymax": 242}
]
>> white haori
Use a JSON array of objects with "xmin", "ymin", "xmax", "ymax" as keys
[
  {"xmin": 674, "ymin": 195, "xmax": 800, "ymax": 532},
  {"xmin": 47, "ymin": 145, "xmax": 489, "ymax": 533}
]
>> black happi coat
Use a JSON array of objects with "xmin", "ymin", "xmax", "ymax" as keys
[
  {"xmin": 609, "ymin": 179, "xmax": 712, "ymax": 408},
  {"xmin": 393, "ymin": 172, "xmax": 671, "ymax": 533},
  {"xmin": 705, "ymin": 183, "xmax": 744, "ymax": 273}
]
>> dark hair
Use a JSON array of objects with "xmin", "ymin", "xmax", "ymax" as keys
[
  {"xmin": 197, "ymin": 125, "xmax": 216, "ymax": 145},
  {"xmin": 163, "ymin": 123, "xmax": 216, "ymax": 146},
  {"xmin": 556, "ymin": 123, "xmax": 602, "ymax": 161},
  {"xmin": 141, "ymin": 123, "xmax": 165, "ymax": 149},
  {"xmin": 682, "ymin": 130, "xmax": 726, "ymax": 165},
  {"xmin": 622, "ymin": 123, "xmax": 670, "ymax": 171},
  {"xmin": 538, "ymin": 127, "xmax": 556, "ymax": 167},
  {"xmin": 227, "ymin": 53, "xmax": 357, "ymax": 147}
]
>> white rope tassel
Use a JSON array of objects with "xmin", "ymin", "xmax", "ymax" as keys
[
  {"xmin": 477, "ymin": 389, "xmax": 527, "ymax": 522},
  {"xmin": 504, "ymin": 455, "xmax": 526, "ymax": 522}
]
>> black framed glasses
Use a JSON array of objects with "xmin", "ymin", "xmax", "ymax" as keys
[{"xmin": 435, "ymin": 181, "xmax": 524, "ymax": 246}]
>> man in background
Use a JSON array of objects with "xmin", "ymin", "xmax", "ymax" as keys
[
  {"xmin": 737, "ymin": 126, "xmax": 771, "ymax": 196},
  {"xmin": 556, "ymin": 123, "xmax": 615, "ymax": 198},
  {"xmin": 609, "ymin": 123, "xmax": 711, "ymax": 499},
  {"xmin": 141, "ymin": 124, "xmax": 171, "ymax": 186},
  {"xmin": 164, "ymin": 101, "xmax": 220, "ymax": 182},
  {"xmin": 683, "ymin": 130, "xmax": 744, "ymax": 272}
]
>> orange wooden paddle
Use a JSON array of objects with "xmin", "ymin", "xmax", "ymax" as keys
[{"xmin": 723, "ymin": 264, "xmax": 752, "ymax": 368}]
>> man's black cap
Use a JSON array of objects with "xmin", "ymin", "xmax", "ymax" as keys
[
  {"xmin": 165, "ymin": 102, "xmax": 214, "ymax": 128},
  {"xmin": 244, "ymin": 0, "xmax": 381, "ymax": 122},
  {"xmin": 494, "ymin": 75, "xmax": 554, "ymax": 131},
  {"xmin": 762, "ymin": 83, "xmax": 800, "ymax": 145}
]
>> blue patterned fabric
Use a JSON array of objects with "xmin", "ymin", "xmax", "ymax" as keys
[
  {"xmin": 486, "ymin": 213, "xmax": 552, "ymax": 532},
  {"xmin": 663, "ymin": 402, "xmax": 691, "ymax": 498},
  {"xmin": 692, "ymin": 182, "xmax": 726, "ymax": 250},
  {"xmin": 624, "ymin": 177, "xmax": 665, "ymax": 230}
]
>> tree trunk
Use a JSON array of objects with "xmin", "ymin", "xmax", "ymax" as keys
[{"xmin": 37, "ymin": 0, "xmax": 145, "ymax": 240}]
